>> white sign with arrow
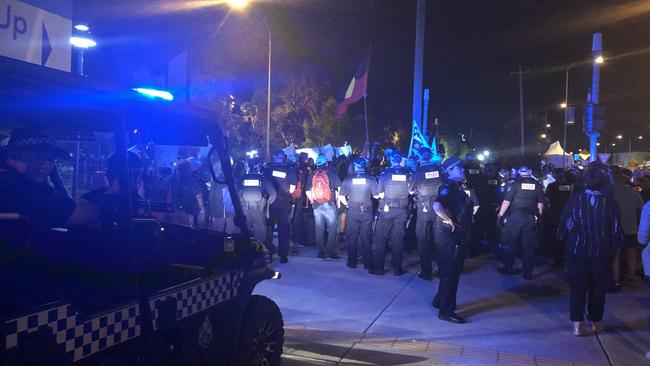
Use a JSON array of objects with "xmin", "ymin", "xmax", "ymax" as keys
[{"xmin": 0, "ymin": 0, "xmax": 71, "ymax": 72}]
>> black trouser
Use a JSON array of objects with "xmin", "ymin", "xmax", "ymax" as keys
[
  {"xmin": 501, "ymin": 211, "xmax": 537, "ymax": 271},
  {"xmin": 266, "ymin": 201, "xmax": 291, "ymax": 258},
  {"xmin": 546, "ymin": 212, "xmax": 564, "ymax": 266},
  {"xmin": 415, "ymin": 208, "xmax": 436, "ymax": 276},
  {"xmin": 345, "ymin": 208, "xmax": 373, "ymax": 267},
  {"xmin": 291, "ymin": 199, "xmax": 308, "ymax": 246},
  {"xmin": 568, "ymin": 255, "xmax": 610, "ymax": 322},
  {"xmin": 478, "ymin": 203, "xmax": 498, "ymax": 249},
  {"xmin": 433, "ymin": 220, "xmax": 466, "ymax": 316},
  {"xmin": 243, "ymin": 206, "xmax": 267, "ymax": 245},
  {"xmin": 372, "ymin": 207, "xmax": 408, "ymax": 272}
]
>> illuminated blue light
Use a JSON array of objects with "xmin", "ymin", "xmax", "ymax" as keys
[
  {"xmin": 74, "ymin": 24, "xmax": 90, "ymax": 32},
  {"xmin": 132, "ymin": 88, "xmax": 174, "ymax": 101},
  {"xmin": 70, "ymin": 36, "xmax": 96, "ymax": 49}
]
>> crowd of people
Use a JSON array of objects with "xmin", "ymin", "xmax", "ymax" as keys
[{"xmin": 2, "ymin": 127, "xmax": 650, "ymax": 335}]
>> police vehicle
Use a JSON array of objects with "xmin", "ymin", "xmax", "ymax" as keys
[{"xmin": 0, "ymin": 58, "xmax": 283, "ymax": 365}]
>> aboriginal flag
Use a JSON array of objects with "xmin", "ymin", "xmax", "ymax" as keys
[{"xmin": 335, "ymin": 48, "xmax": 371, "ymax": 118}]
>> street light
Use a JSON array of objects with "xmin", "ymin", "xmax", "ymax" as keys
[
  {"xmin": 560, "ymin": 102, "xmax": 567, "ymax": 109},
  {"xmin": 227, "ymin": 1, "xmax": 272, "ymax": 159},
  {"xmin": 638, "ymin": 136, "xmax": 643, "ymax": 140},
  {"xmin": 227, "ymin": 0, "xmax": 250, "ymax": 10},
  {"xmin": 545, "ymin": 123, "xmax": 551, "ymax": 128},
  {"xmin": 595, "ymin": 55, "xmax": 604, "ymax": 64},
  {"xmin": 616, "ymin": 134, "xmax": 623, "ymax": 140},
  {"xmin": 562, "ymin": 62, "xmax": 577, "ymax": 168},
  {"xmin": 540, "ymin": 134, "xmax": 547, "ymax": 139}
]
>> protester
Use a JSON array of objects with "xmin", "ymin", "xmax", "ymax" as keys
[
  {"xmin": 558, "ymin": 165, "xmax": 623, "ymax": 336},
  {"xmin": 306, "ymin": 154, "xmax": 342, "ymax": 259},
  {"xmin": 612, "ymin": 167, "xmax": 644, "ymax": 290}
]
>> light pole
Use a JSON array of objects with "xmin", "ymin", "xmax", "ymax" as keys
[
  {"xmin": 227, "ymin": 0, "xmax": 272, "ymax": 159},
  {"xmin": 561, "ymin": 62, "xmax": 576, "ymax": 167}
]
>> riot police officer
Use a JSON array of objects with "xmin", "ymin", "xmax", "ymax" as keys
[
  {"xmin": 432, "ymin": 156, "xmax": 475, "ymax": 324},
  {"xmin": 264, "ymin": 150, "xmax": 298, "ymax": 263},
  {"xmin": 477, "ymin": 163, "xmax": 500, "ymax": 251},
  {"xmin": 238, "ymin": 158, "xmax": 277, "ymax": 250},
  {"xmin": 372, "ymin": 150, "xmax": 411, "ymax": 275},
  {"xmin": 410, "ymin": 148, "xmax": 444, "ymax": 280},
  {"xmin": 497, "ymin": 166, "xmax": 545, "ymax": 279},
  {"xmin": 339, "ymin": 157, "xmax": 379, "ymax": 269}
]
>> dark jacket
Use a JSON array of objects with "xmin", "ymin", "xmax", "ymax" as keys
[{"xmin": 558, "ymin": 190, "xmax": 623, "ymax": 259}]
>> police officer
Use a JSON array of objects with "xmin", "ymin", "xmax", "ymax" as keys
[
  {"xmin": 372, "ymin": 150, "xmax": 411, "ymax": 275},
  {"xmin": 238, "ymin": 158, "xmax": 277, "ymax": 249},
  {"xmin": 264, "ymin": 150, "xmax": 298, "ymax": 263},
  {"xmin": 544, "ymin": 168, "xmax": 573, "ymax": 268},
  {"xmin": 432, "ymin": 156, "xmax": 475, "ymax": 324},
  {"xmin": 410, "ymin": 148, "xmax": 444, "ymax": 280},
  {"xmin": 477, "ymin": 163, "xmax": 500, "ymax": 251},
  {"xmin": 497, "ymin": 166, "xmax": 544, "ymax": 279},
  {"xmin": 339, "ymin": 157, "xmax": 379, "ymax": 269}
]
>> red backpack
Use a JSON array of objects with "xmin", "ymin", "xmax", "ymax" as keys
[{"xmin": 311, "ymin": 171, "xmax": 332, "ymax": 204}]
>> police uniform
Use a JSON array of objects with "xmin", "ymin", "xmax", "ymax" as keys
[
  {"xmin": 410, "ymin": 163, "xmax": 444, "ymax": 279},
  {"xmin": 433, "ymin": 159, "xmax": 473, "ymax": 322},
  {"xmin": 499, "ymin": 173, "xmax": 544, "ymax": 276},
  {"xmin": 340, "ymin": 168, "xmax": 379, "ymax": 268},
  {"xmin": 545, "ymin": 178, "xmax": 573, "ymax": 267},
  {"xmin": 372, "ymin": 164, "xmax": 411, "ymax": 275},
  {"xmin": 264, "ymin": 161, "xmax": 297, "ymax": 261},
  {"xmin": 238, "ymin": 172, "xmax": 277, "ymax": 246},
  {"xmin": 477, "ymin": 165, "xmax": 500, "ymax": 250}
]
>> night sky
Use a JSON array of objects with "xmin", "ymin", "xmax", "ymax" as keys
[{"xmin": 76, "ymin": 0, "xmax": 650, "ymax": 154}]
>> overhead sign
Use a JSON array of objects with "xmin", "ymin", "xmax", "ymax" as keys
[{"xmin": 0, "ymin": 0, "xmax": 71, "ymax": 72}]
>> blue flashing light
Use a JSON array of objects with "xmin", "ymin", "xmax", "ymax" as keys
[{"xmin": 133, "ymin": 88, "xmax": 174, "ymax": 101}]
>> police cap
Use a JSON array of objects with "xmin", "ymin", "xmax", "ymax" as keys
[
  {"xmin": 442, "ymin": 156, "xmax": 463, "ymax": 170},
  {"xmin": 390, "ymin": 150, "xmax": 402, "ymax": 163},
  {"xmin": 272, "ymin": 149, "xmax": 287, "ymax": 163},
  {"xmin": 353, "ymin": 157, "xmax": 367, "ymax": 172}
]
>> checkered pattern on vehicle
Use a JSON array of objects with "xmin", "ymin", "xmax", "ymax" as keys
[
  {"xmin": 4, "ymin": 302, "xmax": 141, "ymax": 362},
  {"xmin": 149, "ymin": 271, "xmax": 244, "ymax": 330}
]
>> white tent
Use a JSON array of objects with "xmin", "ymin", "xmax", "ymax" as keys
[{"xmin": 543, "ymin": 141, "xmax": 572, "ymax": 166}]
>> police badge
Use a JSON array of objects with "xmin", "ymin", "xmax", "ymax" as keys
[{"xmin": 198, "ymin": 315, "xmax": 214, "ymax": 348}]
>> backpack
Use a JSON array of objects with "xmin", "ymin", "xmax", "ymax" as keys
[{"xmin": 312, "ymin": 171, "xmax": 332, "ymax": 205}]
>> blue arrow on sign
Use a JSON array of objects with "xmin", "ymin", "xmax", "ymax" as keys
[{"xmin": 42, "ymin": 22, "xmax": 52, "ymax": 66}]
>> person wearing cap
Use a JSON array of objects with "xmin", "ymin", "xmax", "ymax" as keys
[
  {"xmin": 372, "ymin": 150, "xmax": 411, "ymax": 275},
  {"xmin": 497, "ymin": 165, "xmax": 545, "ymax": 279},
  {"xmin": 306, "ymin": 154, "xmax": 342, "ymax": 259},
  {"xmin": 0, "ymin": 128, "xmax": 99, "ymax": 227},
  {"xmin": 263, "ymin": 149, "xmax": 298, "ymax": 263},
  {"xmin": 410, "ymin": 147, "xmax": 444, "ymax": 280},
  {"xmin": 431, "ymin": 156, "xmax": 475, "ymax": 324},
  {"xmin": 237, "ymin": 158, "xmax": 277, "ymax": 248},
  {"xmin": 339, "ymin": 157, "xmax": 379, "ymax": 268}
]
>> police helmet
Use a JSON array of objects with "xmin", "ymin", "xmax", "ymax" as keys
[
  {"xmin": 518, "ymin": 165, "xmax": 531, "ymax": 176},
  {"xmin": 353, "ymin": 157, "xmax": 367, "ymax": 172},
  {"xmin": 498, "ymin": 168, "xmax": 511, "ymax": 179},
  {"xmin": 272, "ymin": 149, "xmax": 287, "ymax": 163},
  {"xmin": 465, "ymin": 152, "xmax": 475, "ymax": 161}
]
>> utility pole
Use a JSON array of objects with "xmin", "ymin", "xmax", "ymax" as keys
[
  {"xmin": 510, "ymin": 66, "xmax": 529, "ymax": 155},
  {"xmin": 412, "ymin": 0, "xmax": 426, "ymax": 130},
  {"xmin": 585, "ymin": 33, "xmax": 603, "ymax": 162}
]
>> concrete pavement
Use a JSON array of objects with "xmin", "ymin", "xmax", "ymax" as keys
[{"xmin": 255, "ymin": 248, "xmax": 649, "ymax": 366}]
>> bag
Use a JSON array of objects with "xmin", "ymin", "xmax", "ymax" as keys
[{"xmin": 311, "ymin": 171, "xmax": 332, "ymax": 205}]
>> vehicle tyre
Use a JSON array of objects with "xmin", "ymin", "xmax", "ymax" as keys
[{"xmin": 237, "ymin": 295, "xmax": 284, "ymax": 366}]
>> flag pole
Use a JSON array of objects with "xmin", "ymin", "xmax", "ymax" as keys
[{"xmin": 364, "ymin": 94, "xmax": 369, "ymax": 158}]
